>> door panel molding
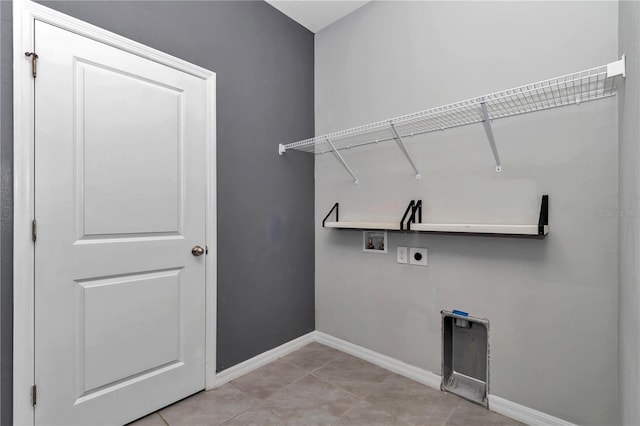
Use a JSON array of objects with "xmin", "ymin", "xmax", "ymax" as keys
[{"xmin": 12, "ymin": 1, "xmax": 217, "ymax": 424}]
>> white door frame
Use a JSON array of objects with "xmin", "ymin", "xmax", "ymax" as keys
[{"xmin": 13, "ymin": 1, "xmax": 217, "ymax": 424}]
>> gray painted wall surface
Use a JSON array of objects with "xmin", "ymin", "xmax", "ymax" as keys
[
  {"xmin": 315, "ymin": 2, "xmax": 618, "ymax": 424},
  {"xmin": 1, "ymin": 1, "xmax": 314, "ymax": 422},
  {"xmin": 618, "ymin": 2, "xmax": 640, "ymax": 425},
  {"xmin": 0, "ymin": 1, "xmax": 13, "ymax": 425}
]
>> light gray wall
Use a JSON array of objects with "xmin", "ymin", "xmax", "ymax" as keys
[
  {"xmin": 315, "ymin": 2, "xmax": 619, "ymax": 424},
  {"xmin": 1, "ymin": 1, "xmax": 314, "ymax": 423},
  {"xmin": 618, "ymin": 1, "xmax": 640, "ymax": 425},
  {"xmin": 0, "ymin": 1, "xmax": 13, "ymax": 425}
]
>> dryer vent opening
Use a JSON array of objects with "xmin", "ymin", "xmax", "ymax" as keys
[{"xmin": 441, "ymin": 310, "xmax": 489, "ymax": 407}]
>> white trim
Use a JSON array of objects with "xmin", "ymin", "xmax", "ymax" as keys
[
  {"xmin": 212, "ymin": 332, "xmax": 316, "ymax": 388},
  {"xmin": 315, "ymin": 332, "xmax": 576, "ymax": 426},
  {"xmin": 488, "ymin": 395, "xmax": 577, "ymax": 426},
  {"xmin": 204, "ymin": 72, "xmax": 218, "ymax": 392},
  {"xmin": 13, "ymin": 1, "xmax": 216, "ymax": 424},
  {"xmin": 315, "ymin": 332, "xmax": 442, "ymax": 390},
  {"xmin": 13, "ymin": 1, "xmax": 36, "ymax": 424}
]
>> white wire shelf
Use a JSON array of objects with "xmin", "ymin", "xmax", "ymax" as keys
[{"xmin": 280, "ymin": 57, "xmax": 625, "ymax": 181}]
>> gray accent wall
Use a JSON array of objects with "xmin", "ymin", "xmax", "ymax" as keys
[
  {"xmin": 0, "ymin": 1, "xmax": 314, "ymax": 422},
  {"xmin": 618, "ymin": 2, "xmax": 640, "ymax": 425},
  {"xmin": 315, "ymin": 2, "xmax": 619, "ymax": 425}
]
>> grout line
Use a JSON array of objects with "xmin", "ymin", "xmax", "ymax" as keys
[
  {"xmin": 309, "ymin": 355, "xmax": 393, "ymax": 401},
  {"xmin": 278, "ymin": 358, "xmax": 316, "ymax": 376},
  {"xmin": 217, "ymin": 406, "xmax": 252, "ymax": 426},
  {"xmin": 308, "ymin": 370, "xmax": 370, "ymax": 401},
  {"xmin": 227, "ymin": 382, "xmax": 271, "ymax": 408},
  {"xmin": 283, "ymin": 344, "xmax": 344, "ymax": 373},
  {"xmin": 240, "ymin": 394, "xmax": 291, "ymax": 425},
  {"xmin": 441, "ymin": 400, "xmax": 461, "ymax": 426},
  {"xmin": 311, "ymin": 371, "xmax": 366, "ymax": 400},
  {"xmin": 225, "ymin": 373, "xmax": 296, "ymax": 426},
  {"xmin": 276, "ymin": 371, "xmax": 314, "ymax": 391},
  {"xmin": 157, "ymin": 411, "xmax": 170, "ymax": 426}
]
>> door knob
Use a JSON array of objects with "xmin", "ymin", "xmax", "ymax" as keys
[{"xmin": 191, "ymin": 246, "xmax": 205, "ymax": 256}]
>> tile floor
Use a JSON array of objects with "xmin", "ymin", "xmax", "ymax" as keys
[{"xmin": 130, "ymin": 343, "xmax": 522, "ymax": 426}]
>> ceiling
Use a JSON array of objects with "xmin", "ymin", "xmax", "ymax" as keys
[{"xmin": 266, "ymin": 1, "xmax": 370, "ymax": 33}]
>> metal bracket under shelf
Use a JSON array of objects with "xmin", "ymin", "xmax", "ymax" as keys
[
  {"xmin": 401, "ymin": 200, "xmax": 423, "ymax": 231},
  {"xmin": 538, "ymin": 194, "xmax": 549, "ymax": 235},
  {"xmin": 480, "ymin": 102, "xmax": 503, "ymax": 173},
  {"xmin": 327, "ymin": 137, "xmax": 359, "ymax": 184},
  {"xmin": 390, "ymin": 123, "xmax": 421, "ymax": 179},
  {"xmin": 322, "ymin": 203, "xmax": 339, "ymax": 227}
]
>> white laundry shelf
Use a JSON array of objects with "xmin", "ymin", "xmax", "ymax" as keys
[
  {"xmin": 323, "ymin": 221, "xmax": 401, "ymax": 230},
  {"xmin": 280, "ymin": 57, "xmax": 626, "ymax": 182},
  {"xmin": 409, "ymin": 223, "xmax": 548, "ymax": 236},
  {"xmin": 322, "ymin": 196, "xmax": 549, "ymax": 238}
]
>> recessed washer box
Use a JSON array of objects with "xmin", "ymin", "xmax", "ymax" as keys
[{"xmin": 441, "ymin": 310, "xmax": 489, "ymax": 407}]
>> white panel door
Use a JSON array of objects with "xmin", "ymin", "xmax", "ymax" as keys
[{"xmin": 34, "ymin": 21, "xmax": 208, "ymax": 425}]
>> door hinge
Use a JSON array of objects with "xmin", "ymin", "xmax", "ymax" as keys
[
  {"xmin": 205, "ymin": 245, "xmax": 208, "ymax": 255},
  {"xmin": 25, "ymin": 52, "xmax": 38, "ymax": 78},
  {"xmin": 32, "ymin": 219, "xmax": 37, "ymax": 242},
  {"xmin": 31, "ymin": 385, "xmax": 37, "ymax": 407}
]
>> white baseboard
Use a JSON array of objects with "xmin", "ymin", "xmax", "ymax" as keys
[
  {"xmin": 488, "ymin": 395, "xmax": 576, "ymax": 426},
  {"xmin": 212, "ymin": 331, "xmax": 575, "ymax": 426},
  {"xmin": 315, "ymin": 331, "xmax": 442, "ymax": 391},
  {"xmin": 211, "ymin": 331, "xmax": 315, "ymax": 388}
]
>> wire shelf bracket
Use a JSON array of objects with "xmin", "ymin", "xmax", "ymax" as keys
[
  {"xmin": 480, "ymin": 101, "xmax": 503, "ymax": 172},
  {"xmin": 390, "ymin": 123, "xmax": 421, "ymax": 179},
  {"xmin": 327, "ymin": 137, "xmax": 359, "ymax": 184},
  {"xmin": 278, "ymin": 57, "xmax": 626, "ymax": 181}
]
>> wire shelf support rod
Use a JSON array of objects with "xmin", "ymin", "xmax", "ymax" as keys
[
  {"xmin": 390, "ymin": 122, "xmax": 421, "ymax": 179},
  {"xmin": 327, "ymin": 137, "xmax": 359, "ymax": 184},
  {"xmin": 480, "ymin": 101, "xmax": 503, "ymax": 173}
]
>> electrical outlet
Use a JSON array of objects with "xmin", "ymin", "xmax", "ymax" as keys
[
  {"xmin": 397, "ymin": 246, "xmax": 408, "ymax": 264},
  {"xmin": 409, "ymin": 248, "xmax": 428, "ymax": 266}
]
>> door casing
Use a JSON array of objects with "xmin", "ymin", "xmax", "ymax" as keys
[{"xmin": 12, "ymin": 1, "xmax": 217, "ymax": 424}]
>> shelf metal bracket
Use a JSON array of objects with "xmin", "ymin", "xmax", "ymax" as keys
[
  {"xmin": 278, "ymin": 144, "xmax": 286, "ymax": 155},
  {"xmin": 400, "ymin": 200, "xmax": 422, "ymax": 231},
  {"xmin": 607, "ymin": 55, "xmax": 626, "ymax": 78},
  {"xmin": 480, "ymin": 102, "xmax": 503, "ymax": 172},
  {"xmin": 322, "ymin": 203, "xmax": 339, "ymax": 228},
  {"xmin": 390, "ymin": 123, "xmax": 421, "ymax": 179},
  {"xmin": 326, "ymin": 137, "xmax": 359, "ymax": 184},
  {"xmin": 538, "ymin": 194, "xmax": 549, "ymax": 236}
]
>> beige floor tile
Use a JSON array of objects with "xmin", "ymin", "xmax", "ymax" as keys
[
  {"xmin": 280, "ymin": 343, "xmax": 352, "ymax": 372},
  {"xmin": 365, "ymin": 374, "xmax": 462, "ymax": 425},
  {"xmin": 445, "ymin": 399, "xmax": 524, "ymax": 426},
  {"xmin": 263, "ymin": 374, "xmax": 359, "ymax": 425},
  {"xmin": 149, "ymin": 345, "xmax": 520, "ymax": 426},
  {"xmin": 128, "ymin": 412, "xmax": 167, "ymax": 426},
  {"xmin": 231, "ymin": 359, "xmax": 307, "ymax": 399},
  {"xmin": 333, "ymin": 400, "xmax": 411, "ymax": 426},
  {"xmin": 221, "ymin": 406, "xmax": 285, "ymax": 426},
  {"xmin": 159, "ymin": 385, "xmax": 254, "ymax": 426},
  {"xmin": 313, "ymin": 356, "xmax": 391, "ymax": 398}
]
